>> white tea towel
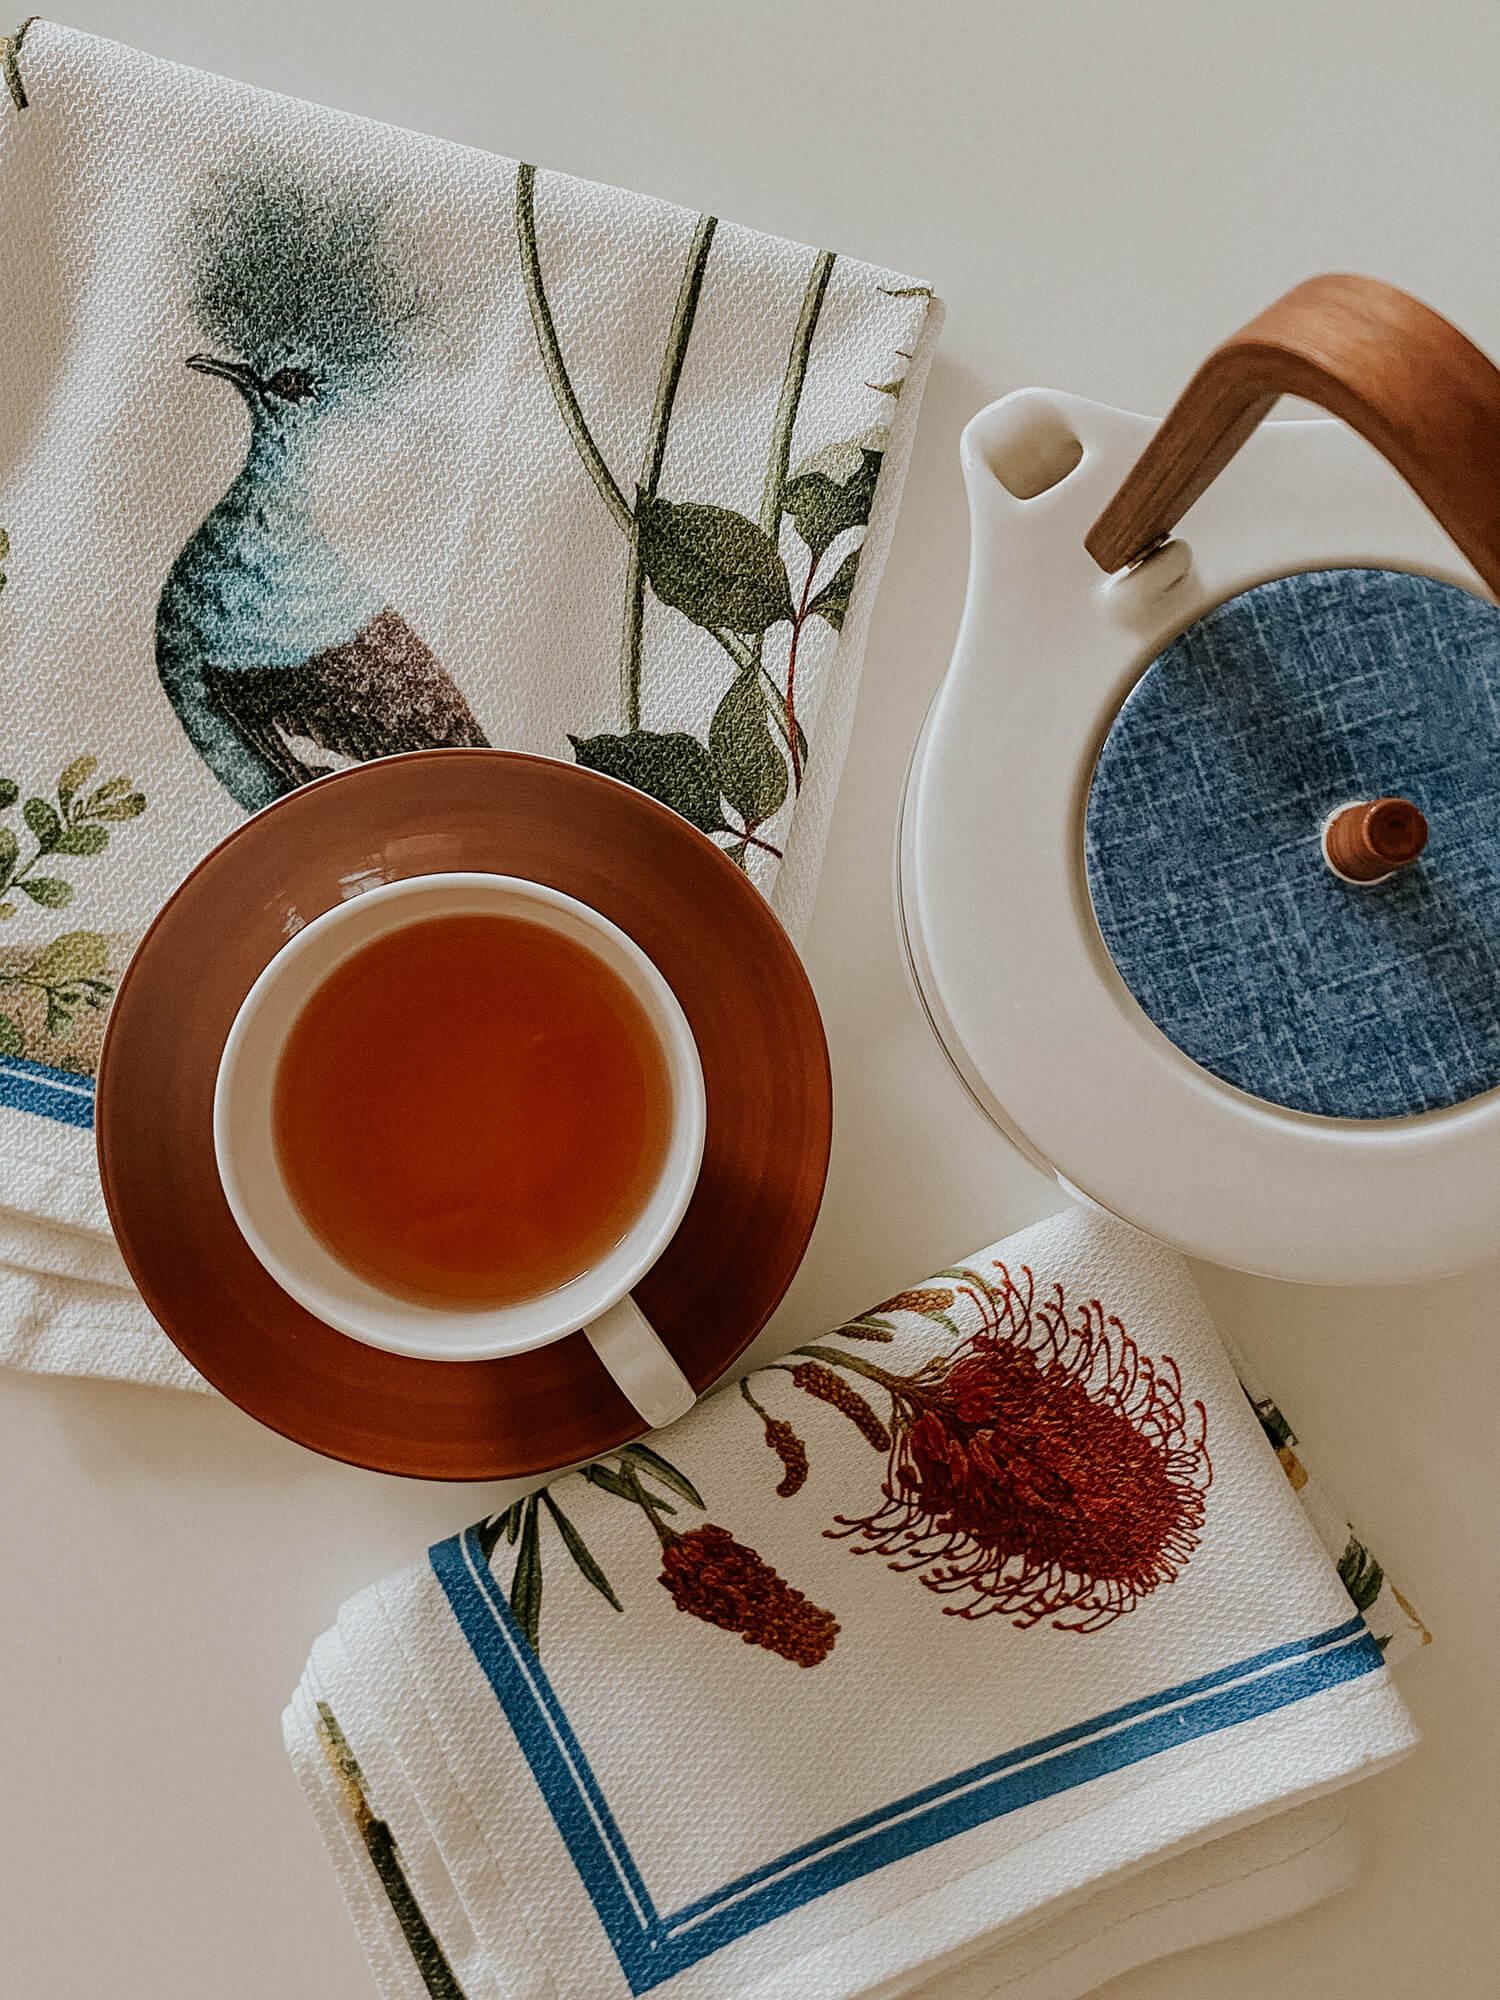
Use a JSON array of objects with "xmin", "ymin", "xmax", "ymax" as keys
[
  {"xmin": 0, "ymin": 17, "xmax": 940, "ymax": 1389},
  {"xmin": 286, "ymin": 1208, "xmax": 1422, "ymax": 2000}
]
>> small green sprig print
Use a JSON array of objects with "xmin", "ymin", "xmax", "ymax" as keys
[
  {"xmin": 0, "ymin": 755, "xmax": 149, "ymax": 1061},
  {"xmin": 0, "ymin": 754, "xmax": 147, "ymax": 920}
]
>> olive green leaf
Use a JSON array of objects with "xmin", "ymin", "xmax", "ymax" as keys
[
  {"xmin": 474, "ymin": 1500, "xmax": 525, "ymax": 1563},
  {"xmin": 540, "ymin": 1490, "xmax": 623, "ymax": 1612},
  {"xmin": 0, "ymin": 1012, "xmax": 22, "ymax": 1058},
  {"xmin": 790, "ymin": 428, "xmax": 888, "ymax": 486},
  {"xmin": 25, "ymin": 931, "xmax": 108, "ymax": 986},
  {"xmin": 17, "ymin": 878, "xmax": 72, "ymax": 908},
  {"xmin": 621, "ymin": 1441, "xmax": 704, "ymax": 1510},
  {"xmin": 709, "ymin": 671, "xmax": 789, "ymax": 828},
  {"xmin": 0, "ymin": 826, "xmax": 17, "ymax": 887},
  {"xmin": 865, "ymin": 377, "xmax": 904, "ymax": 397},
  {"xmin": 0, "ymin": 779, "xmax": 18, "ymax": 811},
  {"xmin": 807, "ymin": 546, "xmax": 862, "ymax": 633},
  {"xmin": 569, "ymin": 729, "xmax": 727, "ymax": 836},
  {"xmin": 85, "ymin": 791, "xmax": 146, "ymax": 822},
  {"xmin": 22, "ymin": 797, "xmax": 60, "ymax": 852},
  {"xmin": 44, "ymin": 991, "xmax": 75, "ymax": 1039},
  {"xmin": 56, "ymin": 755, "xmax": 98, "ymax": 814},
  {"xmin": 54, "ymin": 823, "xmax": 109, "ymax": 856},
  {"xmin": 780, "ymin": 449, "xmax": 881, "ymax": 561},
  {"xmin": 638, "ymin": 497, "xmax": 794, "ymax": 634},
  {"xmin": 1337, "ymin": 1533, "xmax": 1385, "ymax": 1614},
  {"xmin": 878, "ymin": 283, "xmax": 933, "ymax": 298},
  {"xmin": 580, "ymin": 1460, "xmax": 646, "ymax": 1504},
  {"xmin": 509, "ymin": 1494, "xmax": 543, "ymax": 1650}
]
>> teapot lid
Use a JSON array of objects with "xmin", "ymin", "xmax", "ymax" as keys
[{"xmin": 1085, "ymin": 564, "xmax": 1500, "ymax": 1119}]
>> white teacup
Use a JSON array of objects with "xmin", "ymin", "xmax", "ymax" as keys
[{"xmin": 212, "ymin": 872, "xmax": 704, "ymax": 1429}]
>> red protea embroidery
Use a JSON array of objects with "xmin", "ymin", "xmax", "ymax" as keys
[
  {"xmin": 659, "ymin": 1523, "xmax": 839, "ymax": 1666},
  {"xmin": 826, "ymin": 1263, "xmax": 1212, "ymax": 1633}
]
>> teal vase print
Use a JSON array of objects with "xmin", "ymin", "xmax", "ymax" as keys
[{"xmin": 156, "ymin": 165, "xmax": 488, "ymax": 813}]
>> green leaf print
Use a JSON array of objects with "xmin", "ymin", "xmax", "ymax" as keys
[
  {"xmin": 85, "ymin": 790, "xmax": 146, "ymax": 822},
  {"xmin": 26, "ymin": 931, "xmax": 109, "ymax": 986},
  {"xmin": 568, "ymin": 729, "xmax": 727, "ymax": 835},
  {"xmin": 540, "ymin": 1491, "xmax": 623, "ymax": 1613},
  {"xmin": 806, "ymin": 546, "xmax": 862, "ymax": 633},
  {"xmin": 621, "ymin": 1440, "xmax": 706, "ymax": 1510},
  {"xmin": 781, "ymin": 449, "xmax": 880, "ymax": 561},
  {"xmin": 581, "ymin": 1460, "xmax": 649, "ymax": 1505},
  {"xmin": 510, "ymin": 1495, "xmax": 544, "ymax": 1650},
  {"xmin": 709, "ymin": 671, "xmax": 789, "ymax": 828},
  {"xmin": 637, "ymin": 497, "xmax": 794, "ymax": 635},
  {"xmin": 1336, "ymin": 1533, "xmax": 1385, "ymax": 1614},
  {"xmin": 516, "ymin": 166, "xmax": 899, "ymax": 854},
  {"xmin": 17, "ymin": 877, "xmax": 72, "ymax": 908},
  {"xmin": 53, "ymin": 823, "xmax": 110, "ymax": 856},
  {"xmin": 0, "ymin": 732, "xmax": 150, "ymax": 1057},
  {"xmin": 56, "ymin": 755, "xmax": 98, "ymax": 814},
  {"xmin": 22, "ymin": 797, "xmax": 60, "ymax": 852},
  {"xmin": 473, "ymin": 1501, "xmax": 524, "ymax": 1564}
]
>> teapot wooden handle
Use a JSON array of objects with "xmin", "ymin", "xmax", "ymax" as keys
[{"xmin": 1085, "ymin": 274, "xmax": 1500, "ymax": 598}]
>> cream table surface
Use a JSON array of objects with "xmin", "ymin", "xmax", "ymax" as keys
[{"xmin": 2, "ymin": 3, "xmax": 1495, "ymax": 1994}]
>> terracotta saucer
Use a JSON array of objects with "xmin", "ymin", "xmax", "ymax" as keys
[{"xmin": 96, "ymin": 751, "xmax": 831, "ymax": 1480}]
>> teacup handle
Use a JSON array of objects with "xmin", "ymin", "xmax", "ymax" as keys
[{"xmin": 585, "ymin": 1295, "xmax": 698, "ymax": 1430}]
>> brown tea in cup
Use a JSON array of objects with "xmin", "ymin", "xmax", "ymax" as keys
[{"xmin": 272, "ymin": 911, "xmax": 673, "ymax": 1307}]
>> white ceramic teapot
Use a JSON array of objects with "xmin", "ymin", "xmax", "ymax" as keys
[{"xmin": 900, "ymin": 276, "xmax": 1500, "ymax": 1284}]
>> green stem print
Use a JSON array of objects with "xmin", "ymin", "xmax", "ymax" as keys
[
  {"xmin": 515, "ymin": 164, "xmax": 634, "ymax": 536},
  {"xmin": 314, "ymin": 1704, "xmax": 470, "ymax": 2000},
  {"xmin": 0, "ymin": 754, "xmax": 149, "ymax": 1063},
  {"xmin": 474, "ymin": 1437, "xmax": 839, "ymax": 1667},
  {"xmin": 620, "ymin": 211, "xmax": 718, "ymax": 730},
  {"xmin": 518, "ymin": 167, "xmax": 900, "ymax": 866}
]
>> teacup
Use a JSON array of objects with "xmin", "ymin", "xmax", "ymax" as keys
[{"xmin": 212, "ymin": 872, "xmax": 704, "ymax": 1428}]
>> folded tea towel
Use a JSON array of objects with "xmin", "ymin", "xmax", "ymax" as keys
[
  {"xmin": 0, "ymin": 19, "xmax": 941, "ymax": 1390},
  {"xmin": 286, "ymin": 1208, "xmax": 1424, "ymax": 2000}
]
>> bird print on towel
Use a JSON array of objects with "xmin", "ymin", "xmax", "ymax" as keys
[{"xmin": 156, "ymin": 164, "xmax": 487, "ymax": 813}]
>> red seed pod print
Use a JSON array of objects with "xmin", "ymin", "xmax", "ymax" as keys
[
  {"xmin": 659, "ymin": 1523, "xmax": 839, "ymax": 1666},
  {"xmin": 830, "ymin": 1263, "xmax": 1212, "ymax": 1633}
]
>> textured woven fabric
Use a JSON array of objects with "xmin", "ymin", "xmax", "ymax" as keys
[
  {"xmin": 0, "ymin": 20, "xmax": 940, "ymax": 1388},
  {"xmin": 1086, "ymin": 566, "xmax": 1500, "ymax": 1118},
  {"xmin": 286, "ymin": 1208, "xmax": 1421, "ymax": 2000}
]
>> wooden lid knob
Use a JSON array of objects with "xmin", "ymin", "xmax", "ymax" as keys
[{"xmin": 1323, "ymin": 797, "xmax": 1428, "ymax": 882}]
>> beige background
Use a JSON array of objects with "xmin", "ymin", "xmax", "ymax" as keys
[{"xmin": 2, "ymin": 3, "xmax": 1495, "ymax": 1994}]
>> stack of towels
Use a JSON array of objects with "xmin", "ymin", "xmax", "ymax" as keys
[{"xmin": 288, "ymin": 1208, "xmax": 1424, "ymax": 2000}]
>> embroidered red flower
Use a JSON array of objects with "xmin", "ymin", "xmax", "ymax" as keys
[{"xmin": 829, "ymin": 1265, "xmax": 1212, "ymax": 1632}]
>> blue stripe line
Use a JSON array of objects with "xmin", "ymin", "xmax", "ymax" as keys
[
  {"xmin": 456, "ymin": 1530, "xmax": 656, "ymax": 1918},
  {"xmin": 431, "ymin": 1533, "xmax": 655, "ymax": 1957},
  {"xmin": 664, "ymin": 1612, "xmax": 1367, "ymax": 1928},
  {"xmin": 662, "ymin": 1631, "xmax": 1381, "ymax": 1966},
  {"xmin": 431, "ymin": 1534, "xmax": 1384, "ymax": 1996},
  {"xmin": 0, "ymin": 1053, "xmax": 96, "ymax": 1129}
]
